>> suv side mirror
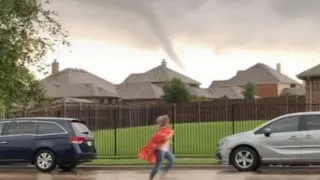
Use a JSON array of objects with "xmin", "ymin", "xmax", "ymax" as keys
[{"xmin": 263, "ymin": 128, "xmax": 271, "ymax": 137}]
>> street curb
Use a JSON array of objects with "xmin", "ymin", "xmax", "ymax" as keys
[
  {"xmin": 77, "ymin": 165, "xmax": 230, "ymax": 170},
  {"xmin": 0, "ymin": 165, "xmax": 230, "ymax": 171},
  {"xmin": 1, "ymin": 165, "xmax": 320, "ymax": 171}
]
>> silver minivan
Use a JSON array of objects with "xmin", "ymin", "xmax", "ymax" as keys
[{"xmin": 216, "ymin": 112, "xmax": 320, "ymax": 171}]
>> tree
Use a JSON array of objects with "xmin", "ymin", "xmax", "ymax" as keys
[
  {"xmin": 0, "ymin": 0, "xmax": 68, "ymax": 108},
  {"xmin": 161, "ymin": 78, "xmax": 192, "ymax": 103},
  {"xmin": 280, "ymin": 88, "xmax": 293, "ymax": 96},
  {"xmin": 242, "ymin": 82, "xmax": 256, "ymax": 99}
]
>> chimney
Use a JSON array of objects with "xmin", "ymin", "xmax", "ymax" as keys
[
  {"xmin": 161, "ymin": 59, "xmax": 167, "ymax": 68},
  {"xmin": 51, "ymin": 60, "xmax": 59, "ymax": 75},
  {"xmin": 276, "ymin": 63, "xmax": 281, "ymax": 73}
]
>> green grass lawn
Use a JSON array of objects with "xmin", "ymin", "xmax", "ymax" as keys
[{"xmin": 93, "ymin": 120, "xmax": 265, "ymax": 158}]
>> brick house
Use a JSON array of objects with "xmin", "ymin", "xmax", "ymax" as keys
[
  {"xmin": 297, "ymin": 64, "xmax": 320, "ymax": 106},
  {"xmin": 41, "ymin": 61, "xmax": 120, "ymax": 104},
  {"xmin": 117, "ymin": 60, "xmax": 215, "ymax": 104},
  {"xmin": 209, "ymin": 63, "xmax": 302, "ymax": 98}
]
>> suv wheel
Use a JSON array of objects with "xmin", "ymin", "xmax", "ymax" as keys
[
  {"xmin": 35, "ymin": 150, "xmax": 57, "ymax": 172},
  {"xmin": 232, "ymin": 147, "xmax": 259, "ymax": 171},
  {"xmin": 58, "ymin": 164, "xmax": 77, "ymax": 172}
]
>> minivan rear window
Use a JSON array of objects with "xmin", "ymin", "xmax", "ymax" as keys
[{"xmin": 71, "ymin": 122, "xmax": 91, "ymax": 136}]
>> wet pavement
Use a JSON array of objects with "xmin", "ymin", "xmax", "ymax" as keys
[{"xmin": 2, "ymin": 169, "xmax": 320, "ymax": 180}]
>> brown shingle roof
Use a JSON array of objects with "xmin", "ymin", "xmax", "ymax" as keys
[
  {"xmin": 42, "ymin": 68, "xmax": 119, "ymax": 98},
  {"xmin": 209, "ymin": 63, "xmax": 300, "ymax": 88},
  {"xmin": 52, "ymin": 97, "xmax": 94, "ymax": 104},
  {"xmin": 118, "ymin": 60, "xmax": 212, "ymax": 100},
  {"xmin": 123, "ymin": 64, "xmax": 200, "ymax": 85},
  {"xmin": 208, "ymin": 80, "xmax": 229, "ymax": 89},
  {"xmin": 210, "ymin": 86, "xmax": 260, "ymax": 99},
  {"xmin": 188, "ymin": 86, "xmax": 215, "ymax": 99},
  {"xmin": 297, "ymin": 64, "xmax": 320, "ymax": 79},
  {"xmin": 117, "ymin": 83, "xmax": 215, "ymax": 100},
  {"xmin": 117, "ymin": 82, "xmax": 163, "ymax": 100},
  {"xmin": 228, "ymin": 63, "xmax": 300, "ymax": 85}
]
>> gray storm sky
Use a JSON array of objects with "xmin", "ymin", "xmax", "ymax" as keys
[
  {"xmin": 43, "ymin": 0, "xmax": 320, "ymax": 86},
  {"xmin": 49, "ymin": 0, "xmax": 320, "ymax": 53}
]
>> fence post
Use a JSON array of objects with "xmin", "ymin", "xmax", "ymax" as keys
[
  {"xmin": 231, "ymin": 104, "xmax": 235, "ymax": 134},
  {"xmin": 153, "ymin": 102, "xmax": 155, "ymax": 120},
  {"xmin": 63, "ymin": 103, "xmax": 67, "ymax": 117},
  {"xmin": 79, "ymin": 103, "xmax": 82, "ymax": 120},
  {"xmin": 94, "ymin": 104, "xmax": 98, "ymax": 131},
  {"xmin": 225, "ymin": 100, "xmax": 228, "ymax": 120},
  {"xmin": 171, "ymin": 104, "xmax": 176, "ymax": 154},
  {"xmin": 254, "ymin": 99, "xmax": 257, "ymax": 120},
  {"xmin": 198, "ymin": 102, "xmax": 201, "ymax": 122},
  {"xmin": 146, "ymin": 104, "xmax": 149, "ymax": 125},
  {"xmin": 286, "ymin": 96, "xmax": 289, "ymax": 113},
  {"xmin": 113, "ymin": 108, "xmax": 117, "ymax": 156},
  {"xmin": 129, "ymin": 105, "xmax": 132, "ymax": 127},
  {"xmin": 295, "ymin": 95, "xmax": 299, "ymax": 112}
]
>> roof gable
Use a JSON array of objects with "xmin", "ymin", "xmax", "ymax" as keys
[
  {"xmin": 117, "ymin": 82, "xmax": 215, "ymax": 100},
  {"xmin": 212, "ymin": 63, "xmax": 300, "ymax": 86},
  {"xmin": 42, "ymin": 68, "xmax": 119, "ymax": 98},
  {"xmin": 297, "ymin": 64, "xmax": 320, "ymax": 79},
  {"xmin": 208, "ymin": 80, "xmax": 229, "ymax": 89},
  {"xmin": 228, "ymin": 63, "xmax": 280, "ymax": 85},
  {"xmin": 117, "ymin": 82, "xmax": 163, "ymax": 100},
  {"xmin": 210, "ymin": 86, "xmax": 260, "ymax": 99},
  {"xmin": 122, "ymin": 62, "xmax": 200, "ymax": 85}
]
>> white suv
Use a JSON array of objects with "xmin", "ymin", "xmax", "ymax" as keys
[{"xmin": 216, "ymin": 112, "xmax": 320, "ymax": 171}]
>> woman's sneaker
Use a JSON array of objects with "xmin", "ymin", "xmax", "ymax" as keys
[{"xmin": 159, "ymin": 172, "xmax": 168, "ymax": 180}]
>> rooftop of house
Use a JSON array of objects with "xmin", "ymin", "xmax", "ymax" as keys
[
  {"xmin": 209, "ymin": 86, "xmax": 259, "ymax": 99},
  {"xmin": 209, "ymin": 63, "xmax": 301, "ymax": 89},
  {"xmin": 209, "ymin": 80, "xmax": 229, "ymax": 89},
  {"xmin": 52, "ymin": 97, "xmax": 94, "ymax": 104},
  {"xmin": 122, "ymin": 59, "xmax": 200, "ymax": 85},
  {"xmin": 42, "ymin": 67, "xmax": 119, "ymax": 98},
  {"xmin": 297, "ymin": 64, "xmax": 320, "ymax": 80},
  {"xmin": 117, "ymin": 82, "xmax": 163, "ymax": 100},
  {"xmin": 117, "ymin": 82, "xmax": 215, "ymax": 100}
]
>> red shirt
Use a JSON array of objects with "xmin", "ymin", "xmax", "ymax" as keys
[{"xmin": 138, "ymin": 126, "xmax": 171, "ymax": 164}]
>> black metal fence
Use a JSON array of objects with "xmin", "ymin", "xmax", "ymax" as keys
[{"xmin": 6, "ymin": 103, "xmax": 319, "ymax": 158}]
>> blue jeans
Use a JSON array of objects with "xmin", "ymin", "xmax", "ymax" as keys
[{"xmin": 149, "ymin": 149, "xmax": 175, "ymax": 179}]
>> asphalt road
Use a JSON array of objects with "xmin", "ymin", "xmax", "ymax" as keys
[{"xmin": 1, "ymin": 168, "xmax": 320, "ymax": 180}]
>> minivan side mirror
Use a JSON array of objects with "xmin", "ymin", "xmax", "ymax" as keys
[{"xmin": 263, "ymin": 128, "xmax": 271, "ymax": 137}]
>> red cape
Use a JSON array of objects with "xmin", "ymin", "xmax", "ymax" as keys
[{"xmin": 137, "ymin": 126, "xmax": 171, "ymax": 164}]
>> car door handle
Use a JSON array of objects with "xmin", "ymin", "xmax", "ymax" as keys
[
  {"xmin": 0, "ymin": 141, "xmax": 8, "ymax": 144},
  {"xmin": 289, "ymin": 136, "xmax": 299, "ymax": 140},
  {"xmin": 304, "ymin": 135, "xmax": 313, "ymax": 139}
]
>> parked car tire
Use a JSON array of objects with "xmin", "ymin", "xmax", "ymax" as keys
[
  {"xmin": 231, "ymin": 146, "xmax": 259, "ymax": 171},
  {"xmin": 34, "ymin": 149, "xmax": 57, "ymax": 173},
  {"xmin": 58, "ymin": 164, "xmax": 77, "ymax": 171}
]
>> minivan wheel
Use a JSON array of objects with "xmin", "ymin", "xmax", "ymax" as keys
[
  {"xmin": 34, "ymin": 150, "xmax": 57, "ymax": 173},
  {"xmin": 58, "ymin": 164, "xmax": 77, "ymax": 172},
  {"xmin": 231, "ymin": 147, "xmax": 259, "ymax": 171}
]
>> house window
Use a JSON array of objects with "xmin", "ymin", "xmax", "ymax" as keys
[{"xmin": 290, "ymin": 84, "xmax": 296, "ymax": 88}]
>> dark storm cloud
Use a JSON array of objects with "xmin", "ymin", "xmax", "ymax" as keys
[{"xmin": 48, "ymin": 0, "xmax": 320, "ymax": 53}]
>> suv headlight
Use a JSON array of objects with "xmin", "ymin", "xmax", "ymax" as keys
[{"xmin": 218, "ymin": 138, "xmax": 229, "ymax": 147}]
